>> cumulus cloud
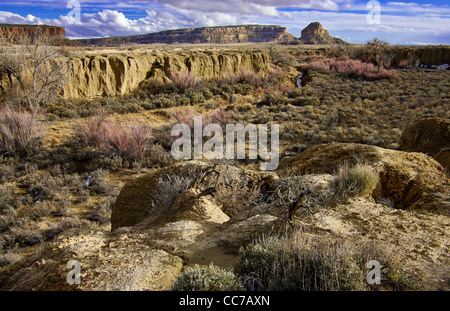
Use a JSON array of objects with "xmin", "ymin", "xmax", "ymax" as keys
[
  {"xmin": 149, "ymin": 0, "xmax": 340, "ymax": 15},
  {"xmin": 0, "ymin": 0, "xmax": 449, "ymax": 44}
]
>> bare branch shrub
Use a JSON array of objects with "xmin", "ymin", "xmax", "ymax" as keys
[
  {"xmin": 304, "ymin": 58, "xmax": 398, "ymax": 80},
  {"xmin": 0, "ymin": 32, "xmax": 70, "ymax": 111},
  {"xmin": 0, "ymin": 105, "xmax": 44, "ymax": 158},
  {"xmin": 148, "ymin": 172, "xmax": 195, "ymax": 216},
  {"xmin": 170, "ymin": 70, "xmax": 202, "ymax": 92},
  {"xmin": 76, "ymin": 109, "xmax": 153, "ymax": 161}
]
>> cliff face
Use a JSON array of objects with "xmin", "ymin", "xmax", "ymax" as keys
[
  {"xmin": 78, "ymin": 25, "xmax": 296, "ymax": 46},
  {"xmin": 298, "ymin": 22, "xmax": 347, "ymax": 45},
  {"xmin": 0, "ymin": 24, "xmax": 66, "ymax": 44},
  {"xmin": 393, "ymin": 46, "xmax": 450, "ymax": 66},
  {"xmin": 64, "ymin": 51, "xmax": 271, "ymax": 98}
]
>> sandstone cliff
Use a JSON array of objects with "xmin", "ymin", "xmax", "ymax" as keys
[
  {"xmin": 64, "ymin": 51, "xmax": 271, "ymax": 98},
  {"xmin": 392, "ymin": 46, "xmax": 450, "ymax": 66},
  {"xmin": 298, "ymin": 22, "xmax": 347, "ymax": 45},
  {"xmin": 78, "ymin": 25, "xmax": 296, "ymax": 46},
  {"xmin": 0, "ymin": 24, "xmax": 66, "ymax": 44}
]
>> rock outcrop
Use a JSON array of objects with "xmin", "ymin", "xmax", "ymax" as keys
[
  {"xmin": 393, "ymin": 46, "xmax": 450, "ymax": 67},
  {"xmin": 64, "ymin": 51, "xmax": 271, "ymax": 98},
  {"xmin": 111, "ymin": 161, "xmax": 277, "ymax": 230},
  {"xmin": 298, "ymin": 22, "xmax": 347, "ymax": 45},
  {"xmin": 278, "ymin": 143, "xmax": 449, "ymax": 209},
  {"xmin": 400, "ymin": 118, "xmax": 450, "ymax": 171},
  {"xmin": 1, "ymin": 145, "xmax": 449, "ymax": 290},
  {"xmin": 0, "ymin": 24, "xmax": 66, "ymax": 44},
  {"xmin": 78, "ymin": 25, "xmax": 296, "ymax": 46}
]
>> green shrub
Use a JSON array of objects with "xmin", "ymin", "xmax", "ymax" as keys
[
  {"xmin": 235, "ymin": 235, "xmax": 364, "ymax": 291},
  {"xmin": 235, "ymin": 234, "xmax": 421, "ymax": 291},
  {"xmin": 172, "ymin": 264, "xmax": 245, "ymax": 291},
  {"xmin": 87, "ymin": 169, "xmax": 112, "ymax": 195}
]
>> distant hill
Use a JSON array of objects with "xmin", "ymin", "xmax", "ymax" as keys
[
  {"xmin": 0, "ymin": 22, "xmax": 348, "ymax": 46},
  {"xmin": 76, "ymin": 25, "xmax": 297, "ymax": 46}
]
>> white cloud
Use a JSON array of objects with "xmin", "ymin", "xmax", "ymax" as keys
[{"xmin": 0, "ymin": 0, "xmax": 449, "ymax": 44}]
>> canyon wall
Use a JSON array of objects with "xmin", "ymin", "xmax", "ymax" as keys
[
  {"xmin": 392, "ymin": 46, "xmax": 450, "ymax": 66},
  {"xmin": 64, "ymin": 51, "xmax": 271, "ymax": 98}
]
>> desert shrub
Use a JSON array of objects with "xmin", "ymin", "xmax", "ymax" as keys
[
  {"xmin": 172, "ymin": 264, "xmax": 245, "ymax": 291},
  {"xmin": 86, "ymin": 169, "xmax": 112, "ymax": 195},
  {"xmin": 145, "ymin": 144, "xmax": 173, "ymax": 168},
  {"xmin": 214, "ymin": 177, "xmax": 261, "ymax": 218},
  {"xmin": 1, "ymin": 227, "xmax": 43, "ymax": 249},
  {"xmin": 235, "ymin": 233, "xmax": 421, "ymax": 291},
  {"xmin": 0, "ymin": 105, "xmax": 44, "ymax": 158},
  {"xmin": 331, "ymin": 161, "xmax": 379, "ymax": 198},
  {"xmin": 148, "ymin": 173, "xmax": 194, "ymax": 215},
  {"xmin": 86, "ymin": 198, "xmax": 113, "ymax": 225},
  {"xmin": 170, "ymin": 70, "xmax": 202, "ymax": 92},
  {"xmin": 304, "ymin": 59, "xmax": 398, "ymax": 80},
  {"xmin": 76, "ymin": 110, "xmax": 153, "ymax": 162},
  {"xmin": 235, "ymin": 235, "xmax": 364, "ymax": 291},
  {"xmin": 0, "ymin": 184, "xmax": 20, "ymax": 214},
  {"xmin": 355, "ymin": 38, "xmax": 395, "ymax": 68},
  {"xmin": 26, "ymin": 201, "xmax": 54, "ymax": 221},
  {"xmin": 224, "ymin": 68, "xmax": 262, "ymax": 87},
  {"xmin": 23, "ymin": 171, "xmax": 64, "ymax": 202}
]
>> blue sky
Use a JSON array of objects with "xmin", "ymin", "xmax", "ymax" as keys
[{"xmin": 0, "ymin": 0, "xmax": 449, "ymax": 44}]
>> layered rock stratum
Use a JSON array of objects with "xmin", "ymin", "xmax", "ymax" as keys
[
  {"xmin": 77, "ymin": 25, "xmax": 296, "ymax": 46},
  {"xmin": 0, "ymin": 24, "xmax": 66, "ymax": 44},
  {"xmin": 298, "ymin": 22, "xmax": 347, "ymax": 45},
  {"xmin": 65, "ymin": 51, "xmax": 271, "ymax": 98}
]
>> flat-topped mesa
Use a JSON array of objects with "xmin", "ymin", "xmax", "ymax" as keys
[
  {"xmin": 0, "ymin": 24, "xmax": 66, "ymax": 44},
  {"xmin": 299, "ymin": 22, "xmax": 347, "ymax": 45},
  {"xmin": 78, "ymin": 25, "xmax": 296, "ymax": 45}
]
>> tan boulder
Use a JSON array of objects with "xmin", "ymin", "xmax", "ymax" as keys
[
  {"xmin": 278, "ymin": 143, "xmax": 449, "ymax": 209},
  {"xmin": 400, "ymin": 117, "xmax": 450, "ymax": 170}
]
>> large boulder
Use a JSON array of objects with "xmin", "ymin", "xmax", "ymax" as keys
[
  {"xmin": 278, "ymin": 143, "xmax": 449, "ymax": 209},
  {"xmin": 400, "ymin": 117, "xmax": 450, "ymax": 170}
]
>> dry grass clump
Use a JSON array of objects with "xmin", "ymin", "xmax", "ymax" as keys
[{"xmin": 331, "ymin": 161, "xmax": 379, "ymax": 198}]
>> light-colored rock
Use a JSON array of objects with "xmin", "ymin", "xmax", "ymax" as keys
[
  {"xmin": 278, "ymin": 142, "xmax": 449, "ymax": 209},
  {"xmin": 63, "ymin": 51, "xmax": 271, "ymax": 98}
]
